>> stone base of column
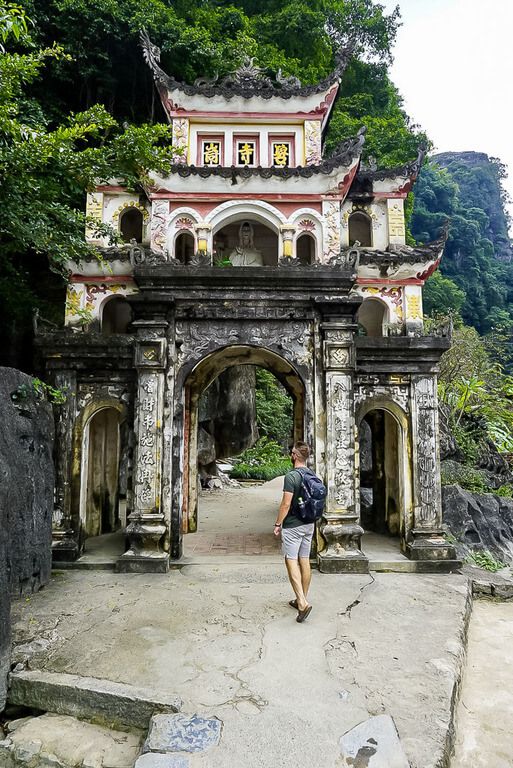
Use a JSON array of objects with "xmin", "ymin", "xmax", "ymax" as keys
[
  {"xmin": 317, "ymin": 515, "xmax": 369, "ymax": 574},
  {"xmin": 406, "ymin": 529, "xmax": 460, "ymax": 568},
  {"xmin": 116, "ymin": 552, "xmax": 169, "ymax": 574},
  {"xmin": 51, "ymin": 530, "xmax": 79, "ymax": 563},
  {"xmin": 116, "ymin": 514, "xmax": 169, "ymax": 574},
  {"xmin": 318, "ymin": 550, "xmax": 369, "ymax": 574}
]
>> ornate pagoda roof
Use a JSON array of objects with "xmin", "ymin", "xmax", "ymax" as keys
[
  {"xmin": 355, "ymin": 224, "xmax": 448, "ymax": 281},
  {"xmin": 348, "ymin": 147, "xmax": 427, "ymax": 198},
  {"xmin": 140, "ymin": 29, "xmax": 352, "ymax": 102}
]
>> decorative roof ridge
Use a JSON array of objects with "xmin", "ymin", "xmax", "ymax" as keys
[
  {"xmin": 353, "ymin": 223, "xmax": 448, "ymax": 267},
  {"xmin": 357, "ymin": 145, "xmax": 427, "ymax": 183},
  {"xmin": 140, "ymin": 29, "xmax": 353, "ymax": 100},
  {"xmin": 165, "ymin": 128, "xmax": 365, "ymax": 180}
]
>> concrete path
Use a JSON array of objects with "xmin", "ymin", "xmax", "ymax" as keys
[
  {"xmin": 452, "ymin": 599, "xmax": 513, "ymax": 767},
  {"xmin": 11, "ymin": 563, "xmax": 470, "ymax": 768}
]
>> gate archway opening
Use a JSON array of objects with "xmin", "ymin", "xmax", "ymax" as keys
[
  {"xmin": 79, "ymin": 406, "xmax": 127, "ymax": 551},
  {"xmin": 181, "ymin": 345, "xmax": 306, "ymax": 554},
  {"xmin": 358, "ymin": 404, "xmax": 411, "ymax": 548}
]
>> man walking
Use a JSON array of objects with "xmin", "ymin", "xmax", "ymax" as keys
[{"xmin": 273, "ymin": 441, "xmax": 314, "ymax": 623}]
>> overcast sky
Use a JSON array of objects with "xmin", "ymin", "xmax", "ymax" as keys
[{"xmin": 381, "ymin": 0, "xmax": 513, "ymax": 224}]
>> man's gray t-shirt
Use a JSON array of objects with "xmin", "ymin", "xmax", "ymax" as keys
[{"xmin": 282, "ymin": 469, "xmax": 304, "ymax": 528}]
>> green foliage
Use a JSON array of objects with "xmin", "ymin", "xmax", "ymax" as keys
[
  {"xmin": 465, "ymin": 550, "xmax": 506, "ymax": 573},
  {"xmin": 440, "ymin": 463, "xmax": 490, "ymax": 494},
  {"xmin": 411, "ymin": 156, "xmax": 513, "ymax": 334},
  {"xmin": 422, "ymin": 271, "xmax": 465, "ymax": 317},
  {"xmin": 437, "ymin": 323, "xmax": 513, "ymax": 456},
  {"xmin": 255, "ymin": 369, "xmax": 293, "ymax": 446},
  {"xmin": 230, "ymin": 436, "xmax": 290, "ymax": 481}
]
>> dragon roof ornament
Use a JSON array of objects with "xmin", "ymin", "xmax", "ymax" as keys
[
  {"xmin": 357, "ymin": 145, "xmax": 427, "ymax": 183},
  {"xmin": 140, "ymin": 29, "xmax": 353, "ymax": 100}
]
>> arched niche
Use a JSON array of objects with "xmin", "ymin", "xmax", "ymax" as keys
[
  {"xmin": 120, "ymin": 207, "xmax": 144, "ymax": 243},
  {"xmin": 175, "ymin": 231, "xmax": 195, "ymax": 264},
  {"xmin": 349, "ymin": 211, "xmax": 372, "ymax": 247},
  {"xmin": 101, "ymin": 296, "xmax": 132, "ymax": 335},
  {"xmin": 357, "ymin": 298, "xmax": 388, "ymax": 337},
  {"xmin": 213, "ymin": 219, "xmax": 279, "ymax": 265},
  {"xmin": 296, "ymin": 233, "xmax": 315, "ymax": 265},
  {"xmin": 79, "ymin": 407, "xmax": 122, "ymax": 539}
]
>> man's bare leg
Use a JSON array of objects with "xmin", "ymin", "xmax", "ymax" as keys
[
  {"xmin": 298, "ymin": 556, "xmax": 311, "ymax": 599},
  {"xmin": 285, "ymin": 558, "xmax": 309, "ymax": 611}
]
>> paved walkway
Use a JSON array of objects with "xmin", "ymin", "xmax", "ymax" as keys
[{"xmin": 12, "ymin": 564, "xmax": 470, "ymax": 767}]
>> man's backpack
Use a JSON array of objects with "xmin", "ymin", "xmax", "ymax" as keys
[{"xmin": 293, "ymin": 468, "xmax": 327, "ymax": 523}]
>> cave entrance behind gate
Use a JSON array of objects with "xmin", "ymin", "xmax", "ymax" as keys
[
  {"xmin": 182, "ymin": 346, "xmax": 305, "ymax": 557},
  {"xmin": 358, "ymin": 405, "xmax": 411, "ymax": 553}
]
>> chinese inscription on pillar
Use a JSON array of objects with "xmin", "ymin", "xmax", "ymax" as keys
[{"xmin": 413, "ymin": 376, "xmax": 439, "ymax": 527}]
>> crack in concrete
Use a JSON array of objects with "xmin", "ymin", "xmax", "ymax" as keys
[{"xmin": 339, "ymin": 575, "xmax": 376, "ymax": 618}]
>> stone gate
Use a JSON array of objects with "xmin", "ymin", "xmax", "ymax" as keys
[{"xmin": 38, "ymin": 34, "xmax": 457, "ymax": 572}]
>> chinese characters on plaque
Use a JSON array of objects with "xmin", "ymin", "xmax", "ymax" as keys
[
  {"xmin": 272, "ymin": 142, "xmax": 290, "ymax": 167},
  {"xmin": 237, "ymin": 141, "xmax": 256, "ymax": 166},
  {"xmin": 202, "ymin": 141, "xmax": 221, "ymax": 165}
]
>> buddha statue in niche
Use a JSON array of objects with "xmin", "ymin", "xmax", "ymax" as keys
[{"xmin": 229, "ymin": 221, "xmax": 264, "ymax": 266}]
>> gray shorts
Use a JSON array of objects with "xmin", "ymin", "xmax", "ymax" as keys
[{"xmin": 281, "ymin": 523, "xmax": 315, "ymax": 559}]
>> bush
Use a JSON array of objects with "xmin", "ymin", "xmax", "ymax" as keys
[
  {"xmin": 440, "ymin": 462, "xmax": 491, "ymax": 493},
  {"xmin": 231, "ymin": 437, "xmax": 291, "ymax": 481},
  {"xmin": 466, "ymin": 550, "xmax": 506, "ymax": 572}
]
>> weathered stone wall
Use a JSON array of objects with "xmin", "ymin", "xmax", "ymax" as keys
[
  {"xmin": 0, "ymin": 367, "xmax": 54, "ymax": 710},
  {"xmin": 1, "ymin": 368, "xmax": 55, "ymax": 595}
]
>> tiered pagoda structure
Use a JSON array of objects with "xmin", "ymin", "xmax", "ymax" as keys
[{"xmin": 40, "ymin": 34, "xmax": 457, "ymax": 572}]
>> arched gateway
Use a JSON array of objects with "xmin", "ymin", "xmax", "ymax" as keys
[{"xmin": 40, "ymin": 36, "xmax": 457, "ymax": 572}]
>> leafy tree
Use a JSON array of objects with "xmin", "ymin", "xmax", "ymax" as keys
[
  {"xmin": 0, "ymin": 2, "xmax": 176, "ymax": 367},
  {"xmin": 411, "ymin": 157, "xmax": 513, "ymax": 334},
  {"xmin": 255, "ymin": 369, "xmax": 293, "ymax": 447}
]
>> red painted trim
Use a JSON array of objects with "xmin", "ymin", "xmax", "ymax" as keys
[
  {"xmin": 169, "ymin": 109, "xmax": 327, "ymax": 120},
  {"xmin": 338, "ymin": 164, "xmax": 360, "ymax": 201},
  {"xmin": 151, "ymin": 192, "xmax": 327, "ymax": 201},
  {"xmin": 96, "ymin": 185, "xmax": 127, "ymax": 193},
  {"xmin": 357, "ymin": 277, "xmax": 423, "ymax": 286},
  {"xmin": 372, "ymin": 192, "xmax": 408, "ymax": 200},
  {"xmin": 69, "ymin": 275, "xmax": 135, "ymax": 284},
  {"xmin": 232, "ymin": 133, "xmax": 260, "ymax": 166}
]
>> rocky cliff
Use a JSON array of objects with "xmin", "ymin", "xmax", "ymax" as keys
[{"xmin": 0, "ymin": 368, "xmax": 55, "ymax": 710}]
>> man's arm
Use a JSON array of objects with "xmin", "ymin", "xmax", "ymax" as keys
[{"xmin": 274, "ymin": 491, "xmax": 293, "ymax": 536}]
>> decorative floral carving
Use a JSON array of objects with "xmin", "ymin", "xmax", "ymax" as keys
[
  {"xmin": 304, "ymin": 121, "xmax": 322, "ymax": 165},
  {"xmin": 112, "ymin": 201, "xmax": 149, "ymax": 223},
  {"xmin": 175, "ymin": 217, "xmax": 194, "ymax": 230},
  {"xmin": 151, "ymin": 200, "xmax": 169, "ymax": 255},
  {"xmin": 298, "ymin": 219, "xmax": 316, "ymax": 231}
]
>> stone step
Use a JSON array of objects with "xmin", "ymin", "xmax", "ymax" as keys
[
  {"xmin": 8, "ymin": 671, "xmax": 182, "ymax": 730},
  {"xmin": 0, "ymin": 712, "xmax": 142, "ymax": 768},
  {"xmin": 369, "ymin": 559, "xmax": 462, "ymax": 573}
]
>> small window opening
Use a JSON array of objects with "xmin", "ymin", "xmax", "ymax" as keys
[
  {"xmin": 296, "ymin": 233, "xmax": 315, "ymax": 265},
  {"xmin": 349, "ymin": 211, "xmax": 372, "ymax": 247},
  {"xmin": 175, "ymin": 232, "xmax": 195, "ymax": 264},
  {"xmin": 102, "ymin": 297, "xmax": 132, "ymax": 335},
  {"xmin": 120, "ymin": 208, "xmax": 144, "ymax": 243}
]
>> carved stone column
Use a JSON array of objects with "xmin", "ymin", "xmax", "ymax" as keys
[
  {"xmin": 117, "ymin": 319, "xmax": 169, "ymax": 573},
  {"xmin": 318, "ymin": 322, "xmax": 369, "ymax": 573},
  {"xmin": 407, "ymin": 374, "xmax": 456, "ymax": 562},
  {"xmin": 51, "ymin": 370, "xmax": 79, "ymax": 562},
  {"xmin": 280, "ymin": 225, "xmax": 296, "ymax": 258}
]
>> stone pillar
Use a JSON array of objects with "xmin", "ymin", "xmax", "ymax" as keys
[
  {"xmin": 195, "ymin": 223, "xmax": 212, "ymax": 255},
  {"xmin": 404, "ymin": 284, "xmax": 424, "ymax": 336},
  {"xmin": 407, "ymin": 375, "xmax": 456, "ymax": 562},
  {"xmin": 150, "ymin": 200, "xmax": 170, "ymax": 256},
  {"xmin": 280, "ymin": 225, "xmax": 296, "ymax": 258},
  {"xmin": 386, "ymin": 199, "xmax": 406, "ymax": 246},
  {"xmin": 52, "ymin": 370, "xmax": 80, "ymax": 562},
  {"xmin": 117, "ymin": 320, "xmax": 169, "ymax": 573},
  {"xmin": 318, "ymin": 322, "xmax": 369, "ymax": 573}
]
